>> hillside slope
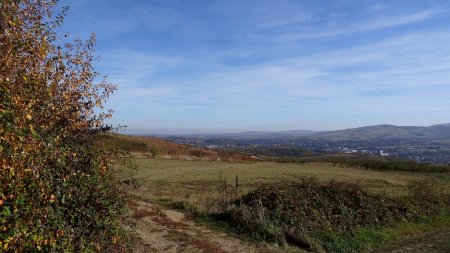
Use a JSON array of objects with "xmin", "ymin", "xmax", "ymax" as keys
[
  {"xmin": 100, "ymin": 134, "xmax": 260, "ymax": 161},
  {"xmin": 314, "ymin": 124, "xmax": 450, "ymax": 142}
]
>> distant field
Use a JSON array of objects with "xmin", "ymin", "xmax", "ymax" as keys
[{"xmin": 120, "ymin": 158, "xmax": 447, "ymax": 210}]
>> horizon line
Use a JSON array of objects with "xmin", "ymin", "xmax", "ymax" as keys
[{"xmin": 119, "ymin": 122, "xmax": 450, "ymax": 136}]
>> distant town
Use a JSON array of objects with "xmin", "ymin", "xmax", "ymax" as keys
[{"xmin": 160, "ymin": 124, "xmax": 450, "ymax": 165}]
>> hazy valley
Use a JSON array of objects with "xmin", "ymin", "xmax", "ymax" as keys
[{"xmin": 162, "ymin": 124, "xmax": 450, "ymax": 164}]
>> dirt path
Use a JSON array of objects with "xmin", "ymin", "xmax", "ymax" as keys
[{"xmin": 128, "ymin": 200, "xmax": 267, "ymax": 253}]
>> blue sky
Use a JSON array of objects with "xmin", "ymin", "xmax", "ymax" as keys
[{"xmin": 59, "ymin": 0, "xmax": 450, "ymax": 134}]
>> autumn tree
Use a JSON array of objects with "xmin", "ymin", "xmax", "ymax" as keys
[{"xmin": 1, "ymin": 0, "xmax": 128, "ymax": 251}]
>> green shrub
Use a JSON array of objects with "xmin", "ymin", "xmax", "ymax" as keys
[{"xmin": 221, "ymin": 178, "xmax": 449, "ymax": 252}]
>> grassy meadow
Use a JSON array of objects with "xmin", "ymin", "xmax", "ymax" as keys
[{"xmin": 121, "ymin": 158, "xmax": 448, "ymax": 211}]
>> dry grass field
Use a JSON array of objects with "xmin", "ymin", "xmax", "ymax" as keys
[{"xmin": 121, "ymin": 158, "xmax": 442, "ymax": 211}]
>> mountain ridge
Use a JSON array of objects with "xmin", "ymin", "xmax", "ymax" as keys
[
  {"xmin": 162, "ymin": 123, "xmax": 450, "ymax": 141},
  {"xmin": 313, "ymin": 123, "xmax": 450, "ymax": 141}
]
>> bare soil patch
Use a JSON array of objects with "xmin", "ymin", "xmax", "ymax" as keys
[{"xmin": 130, "ymin": 200, "xmax": 265, "ymax": 253}]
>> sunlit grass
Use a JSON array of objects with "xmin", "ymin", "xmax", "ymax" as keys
[{"xmin": 120, "ymin": 158, "xmax": 443, "ymax": 210}]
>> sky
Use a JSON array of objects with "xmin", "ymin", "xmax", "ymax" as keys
[{"xmin": 58, "ymin": 0, "xmax": 450, "ymax": 134}]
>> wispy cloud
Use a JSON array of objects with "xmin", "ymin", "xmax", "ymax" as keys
[
  {"xmin": 104, "ymin": 28, "xmax": 450, "ymax": 126},
  {"xmin": 61, "ymin": 0, "xmax": 450, "ymax": 131},
  {"xmin": 273, "ymin": 9, "xmax": 439, "ymax": 42}
]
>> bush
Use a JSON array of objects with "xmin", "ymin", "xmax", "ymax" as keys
[
  {"xmin": 221, "ymin": 178, "xmax": 449, "ymax": 251},
  {"xmin": 0, "ymin": 1, "xmax": 128, "ymax": 251}
]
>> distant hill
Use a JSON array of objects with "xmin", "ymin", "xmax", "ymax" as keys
[
  {"xmin": 182, "ymin": 129, "xmax": 317, "ymax": 139},
  {"xmin": 167, "ymin": 124, "xmax": 450, "ymax": 144},
  {"xmin": 313, "ymin": 124, "xmax": 450, "ymax": 142}
]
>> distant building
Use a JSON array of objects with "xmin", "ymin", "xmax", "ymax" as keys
[{"xmin": 380, "ymin": 150, "xmax": 389, "ymax": 157}]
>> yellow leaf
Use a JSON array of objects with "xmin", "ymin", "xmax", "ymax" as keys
[{"xmin": 26, "ymin": 114, "xmax": 32, "ymax": 120}]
